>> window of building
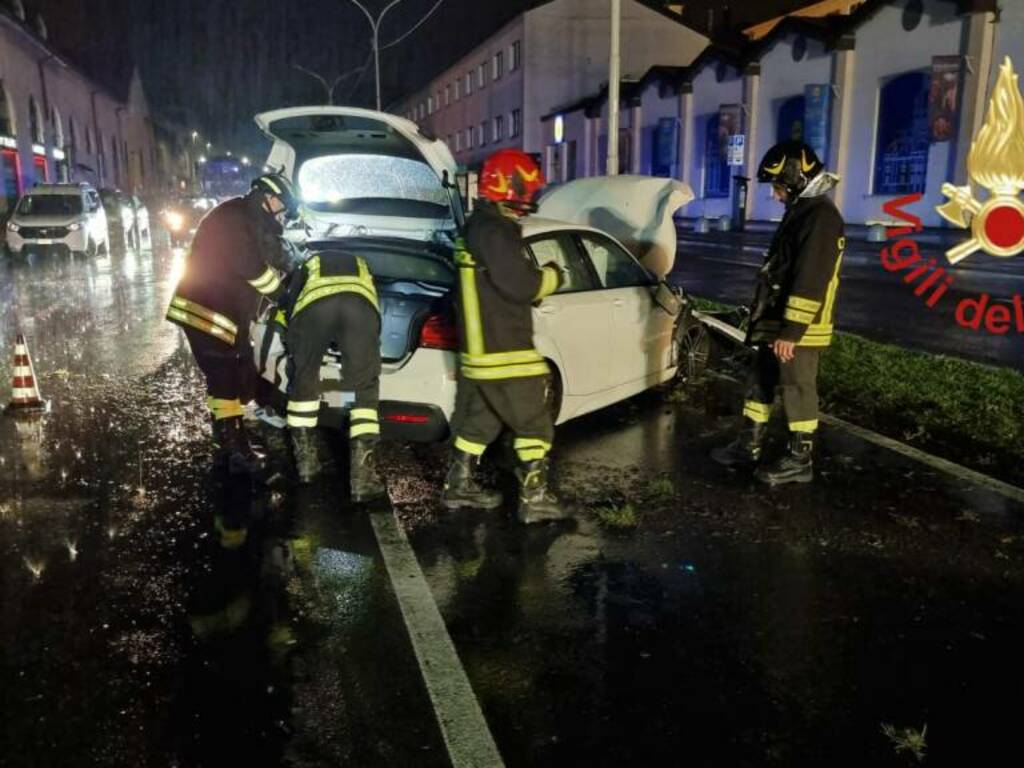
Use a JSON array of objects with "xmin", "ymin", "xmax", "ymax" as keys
[
  {"xmin": 28, "ymin": 95, "xmax": 43, "ymax": 144},
  {"xmin": 702, "ymin": 113, "xmax": 730, "ymax": 199},
  {"xmin": 510, "ymin": 41, "xmax": 521, "ymax": 72},
  {"xmin": 436, "ymin": 91, "xmax": 442, "ymax": 110},
  {"xmin": 776, "ymin": 95, "xmax": 805, "ymax": 143},
  {"xmin": 0, "ymin": 81, "xmax": 15, "ymax": 137},
  {"xmin": 477, "ymin": 63, "xmax": 486, "ymax": 89},
  {"xmin": 445, "ymin": 85, "xmax": 450, "ymax": 106},
  {"xmin": 465, "ymin": 72, "xmax": 472, "ymax": 95},
  {"xmin": 494, "ymin": 50, "xmax": 504, "ymax": 80},
  {"xmin": 478, "ymin": 122, "xmax": 486, "ymax": 146},
  {"xmin": 428, "ymin": 96, "xmax": 434, "ymax": 115},
  {"xmin": 465, "ymin": 128, "xmax": 473, "ymax": 150},
  {"xmin": 510, "ymin": 109, "xmax": 521, "ymax": 139},
  {"xmin": 874, "ymin": 71, "xmax": 930, "ymax": 196},
  {"xmin": 493, "ymin": 115, "xmax": 504, "ymax": 142},
  {"xmin": 455, "ymin": 132, "xmax": 462, "ymax": 151},
  {"xmin": 455, "ymin": 80, "xmax": 461, "ymax": 100}
]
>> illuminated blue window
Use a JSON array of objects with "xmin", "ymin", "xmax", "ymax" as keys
[
  {"xmin": 874, "ymin": 71, "xmax": 930, "ymax": 195},
  {"xmin": 777, "ymin": 95, "xmax": 805, "ymax": 142},
  {"xmin": 703, "ymin": 114, "xmax": 729, "ymax": 199}
]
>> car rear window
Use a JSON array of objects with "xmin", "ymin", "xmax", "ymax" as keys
[
  {"xmin": 298, "ymin": 155, "xmax": 449, "ymax": 217},
  {"xmin": 17, "ymin": 195, "xmax": 83, "ymax": 216}
]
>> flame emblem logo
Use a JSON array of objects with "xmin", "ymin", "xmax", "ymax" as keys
[{"xmin": 937, "ymin": 57, "xmax": 1024, "ymax": 263}]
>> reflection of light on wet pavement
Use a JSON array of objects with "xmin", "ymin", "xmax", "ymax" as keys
[
  {"xmin": 23, "ymin": 557, "xmax": 44, "ymax": 580},
  {"xmin": 65, "ymin": 540, "xmax": 78, "ymax": 561}
]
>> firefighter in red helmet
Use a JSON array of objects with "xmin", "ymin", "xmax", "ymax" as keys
[{"xmin": 441, "ymin": 149, "xmax": 569, "ymax": 523}]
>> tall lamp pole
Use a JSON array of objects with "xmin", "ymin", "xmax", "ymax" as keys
[
  {"xmin": 606, "ymin": 0, "xmax": 621, "ymax": 176},
  {"xmin": 347, "ymin": 0, "xmax": 406, "ymax": 111},
  {"xmin": 292, "ymin": 63, "xmax": 356, "ymax": 105}
]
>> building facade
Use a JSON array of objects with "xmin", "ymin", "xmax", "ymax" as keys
[
  {"xmin": 544, "ymin": 0, "xmax": 1013, "ymax": 229},
  {"xmin": 0, "ymin": 3, "xmax": 161, "ymax": 215},
  {"xmin": 391, "ymin": 0, "xmax": 708, "ymax": 169}
]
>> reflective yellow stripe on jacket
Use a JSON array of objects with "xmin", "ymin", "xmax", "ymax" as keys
[
  {"xmin": 166, "ymin": 295, "xmax": 238, "ymax": 345},
  {"xmin": 797, "ymin": 252, "xmax": 844, "ymax": 348},
  {"xmin": 292, "ymin": 255, "xmax": 379, "ymax": 317},
  {"xmin": 455, "ymin": 243, "xmax": 550, "ymax": 381}
]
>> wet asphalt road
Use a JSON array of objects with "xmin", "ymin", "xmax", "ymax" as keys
[
  {"xmin": 2, "ymin": 241, "xmax": 1023, "ymax": 767},
  {"xmin": 670, "ymin": 228, "xmax": 1024, "ymax": 371}
]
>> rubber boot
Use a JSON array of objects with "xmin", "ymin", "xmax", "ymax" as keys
[
  {"xmin": 350, "ymin": 437, "xmax": 387, "ymax": 503},
  {"xmin": 756, "ymin": 432, "xmax": 815, "ymax": 486},
  {"xmin": 213, "ymin": 417, "xmax": 265, "ymax": 476},
  {"xmin": 441, "ymin": 450, "xmax": 502, "ymax": 510},
  {"xmin": 515, "ymin": 458, "xmax": 569, "ymax": 524},
  {"xmin": 711, "ymin": 422, "xmax": 767, "ymax": 468},
  {"xmin": 290, "ymin": 427, "xmax": 322, "ymax": 485}
]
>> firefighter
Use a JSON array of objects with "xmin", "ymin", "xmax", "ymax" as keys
[
  {"xmin": 441, "ymin": 149, "xmax": 569, "ymax": 524},
  {"xmin": 274, "ymin": 247, "xmax": 385, "ymax": 501},
  {"xmin": 711, "ymin": 141, "xmax": 845, "ymax": 485},
  {"xmin": 166, "ymin": 173, "xmax": 299, "ymax": 475}
]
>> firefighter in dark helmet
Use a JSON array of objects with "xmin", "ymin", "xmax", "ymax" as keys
[
  {"xmin": 273, "ymin": 247, "xmax": 386, "ymax": 501},
  {"xmin": 711, "ymin": 141, "xmax": 845, "ymax": 485},
  {"xmin": 166, "ymin": 173, "xmax": 300, "ymax": 475},
  {"xmin": 441, "ymin": 149, "xmax": 569, "ymax": 524}
]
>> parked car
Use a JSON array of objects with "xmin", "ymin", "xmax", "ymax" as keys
[
  {"xmin": 100, "ymin": 189, "xmax": 154, "ymax": 251},
  {"xmin": 5, "ymin": 183, "xmax": 109, "ymax": 258},
  {"xmin": 250, "ymin": 107, "xmax": 696, "ymax": 441},
  {"xmin": 160, "ymin": 195, "xmax": 214, "ymax": 247}
]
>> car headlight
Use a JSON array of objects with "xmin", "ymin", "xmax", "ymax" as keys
[
  {"xmin": 67, "ymin": 221, "xmax": 84, "ymax": 232},
  {"xmin": 164, "ymin": 211, "xmax": 185, "ymax": 231},
  {"xmin": 6, "ymin": 221, "xmax": 19, "ymax": 232}
]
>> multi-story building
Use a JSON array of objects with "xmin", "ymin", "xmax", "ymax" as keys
[
  {"xmin": 391, "ymin": 0, "xmax": 708, "ymax": 169},
  {"xmin": 545, "ymin": 0, "xmax": 1015, "ymax": 229},
  {"xmin": 0, "ymin": 2, "xmax": 162, "ymax": 215}
]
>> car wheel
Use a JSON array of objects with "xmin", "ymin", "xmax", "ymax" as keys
[
  {"xmin": 544, "ymin": 366, "xmax": 563, "ymax": 423},
  {"xmin": 675, "ymin": 314, "xmax": 711, "ymax": 384}
]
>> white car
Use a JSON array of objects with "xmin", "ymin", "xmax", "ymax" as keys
[
  {"xmin": 5, "ymin": 183, "xmax": 110, "ymax": 258},
  {"xmin": 251, "ymin": 107, "xmax": 697, "ymax": 441}
]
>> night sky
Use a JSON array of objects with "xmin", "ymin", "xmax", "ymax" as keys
[{"xmin": 33, "ymin": 1, "xmax": 811, "ymax": 157}]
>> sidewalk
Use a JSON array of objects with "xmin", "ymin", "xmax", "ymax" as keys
[{"xmin": 674, "ymin": 218, "xmax": 1024, "ymax": 276}]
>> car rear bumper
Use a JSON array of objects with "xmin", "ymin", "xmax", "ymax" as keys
[{"xmin": 317, "ymin": 400, "xmax": 449, "ymax": 442}]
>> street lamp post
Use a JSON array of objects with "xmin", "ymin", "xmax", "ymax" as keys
[
  {"xmin": 606, "ymin": 0, "xmax": 621, "ymax": 177},
  {"xmin": 347, "ymin": 0, "xmax": 406, "ymax": 111},
  {"xmin": 292, "ymin": 62, "xmax": 361, "ymax": 105}
]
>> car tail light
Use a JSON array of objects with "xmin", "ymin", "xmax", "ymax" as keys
[
  {"xmin": 384, "ymin": 413, "xmax": 431, "ymax": 424},
  {"xmin": 419, "ymin": 313, "xmax": 457, "ymax": 350}
]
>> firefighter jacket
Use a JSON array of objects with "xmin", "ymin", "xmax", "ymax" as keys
[
  {"xmin": 166, "ymin": 194, "xmax": 287, "ymax": 346},
  {"xmin": 747, "ymin": 191, "xmax": 845, "ymax": 348},
  {"xmin": 275, "ymin": 249, "xmax": 379, "ymax": 325},
  {"xmin": 455, "ymin": 200, "xmax": 561, "ymax": 381}
]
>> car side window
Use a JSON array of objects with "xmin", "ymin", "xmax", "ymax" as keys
[
  {"xmin": 580, "ymin": 234, "xmax": 653, "ymax": 289},
  {"xmin": 526, "ymin": 233, "xmax": 595, "ymax": 293}
]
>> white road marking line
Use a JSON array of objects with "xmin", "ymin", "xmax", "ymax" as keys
[
  {"xmin": 369, "ymin": 508, "xmax": 506, "ymax": 768},
  {"xmin": 707, "ymin": 371, "xmax": 1024, "ymax": 505},
  {"xmin": 820, "ymin": 414, "xmax": 1024, "ymax": 505}
]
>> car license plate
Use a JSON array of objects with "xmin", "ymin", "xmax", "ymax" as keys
[{"xmin": 34, "ymin": 239, "xmax": 53, "ymax": 245}]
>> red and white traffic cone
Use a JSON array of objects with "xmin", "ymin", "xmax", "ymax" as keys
[{"xmin": 5, "ymin": 333, "xmax": 50, "ymax": 415}]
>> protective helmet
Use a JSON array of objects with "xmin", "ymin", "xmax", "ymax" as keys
[
  {"xmin": 479, "ymin": 149, "xmax": 545, "ymax": 211},
  {"xmin": 756, "ymin": 141, "xmax": 823, "ymax": 197},
  {"xmin": 251, "ymin": 173, "xmax": 301, "ymax": 220}
]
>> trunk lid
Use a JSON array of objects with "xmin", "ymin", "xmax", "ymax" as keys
[{"xmin": 255, "ymin": 107, "xmax": 462, "ymax": 243}]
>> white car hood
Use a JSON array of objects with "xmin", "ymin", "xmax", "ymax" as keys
[
  {"xmin": 535, "ymin": 175, "xmax": 693, "ymax": 278},
  {"xmin": 12, "ymin": 214, "xmax": 87, "ymax": 228},
  {"xmin": 255, "ymin": 106, "xmax": 458, "ymax": 243}
]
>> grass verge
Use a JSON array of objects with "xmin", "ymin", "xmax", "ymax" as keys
[
  {"xmin": 690, "ymin": 298, "xmax": 1024, "ymax": 486},
  {"xmin": 596, "ymin": 503, "xmax": 639, "ymax": 531}
]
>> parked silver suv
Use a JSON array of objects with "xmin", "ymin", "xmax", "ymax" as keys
[{"xmin": 5, "ymin": 183, "xmax": 110, "ymax": 257}]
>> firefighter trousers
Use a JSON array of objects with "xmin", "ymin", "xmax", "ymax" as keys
[
  {"xmin": 451, "ymin": 376, "xmax": 554, "ymax": 462},
  {"xmin": 183, "ymin": 326, "xmax": 258, "ymax": 421},
  {"xmin": 742, "ymin": 346, "xmax": 821, "ymax": 433},
  {"xmin": 285, "ymin": 295, "xmax": 381, "ymax": 439}
]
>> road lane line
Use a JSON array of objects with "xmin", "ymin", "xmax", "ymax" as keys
[
  {"xmin": 369, "ymin": 507, "xmax": 505, "ymax": 768},
  {"xmin": 819, "ymin": 414, "xmax": 1024, "ymax": 505}
]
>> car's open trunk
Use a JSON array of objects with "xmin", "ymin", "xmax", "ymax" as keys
[{"xmin": 306, "ymin": 238, "xmax": 455, "ymax": 363}]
